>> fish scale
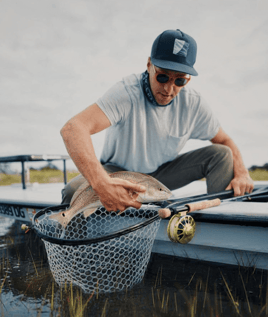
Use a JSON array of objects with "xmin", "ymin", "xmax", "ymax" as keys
[{"xmin": 49, "ymin": 171, "xmax": 172, "ymax": 228}]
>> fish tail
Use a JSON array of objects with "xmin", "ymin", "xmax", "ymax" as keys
[
  {"xmin": 49, "ymin": 211, "xmax": 70, "ymax": 228},
  {"xmin": 48, "ymin": 207, "xmax": 80, "ymax": 228},
  {"xmin": 49, "ymin": 211, "xmax": 65, "ymax": 223}
]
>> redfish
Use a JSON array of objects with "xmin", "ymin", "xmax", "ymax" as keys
[{"xmin": 49, "ymin": 171, "xmax": 172, "ymax": 228}]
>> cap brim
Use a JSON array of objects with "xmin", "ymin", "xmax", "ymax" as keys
[{"xmin": 151, "ymin": 58, "xmax": 198, "ymax": 76}]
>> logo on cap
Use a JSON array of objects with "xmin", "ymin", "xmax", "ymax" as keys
[{"xmin": 173, "ymin": 39, "xmax": 189, "ymax": 57}]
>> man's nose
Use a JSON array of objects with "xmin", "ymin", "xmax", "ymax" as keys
[{"xmin": 163, "ymin": 82, "xmax": 174, "ymax": 94}]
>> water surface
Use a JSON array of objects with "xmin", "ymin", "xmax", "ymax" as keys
[{"xmin": 0, "ymin": 216, "xmax": 267, "ymax": 316}]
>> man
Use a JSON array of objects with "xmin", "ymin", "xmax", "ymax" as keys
[{"xmin": 61, "ymin": 29, "xmax": 254, "ymax": 212}]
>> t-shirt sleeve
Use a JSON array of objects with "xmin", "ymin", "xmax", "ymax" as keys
[
  {"xmin": 96, "ymin": 81, "xmax": 132, "ymax": 126},
  {"xmin": 189, "ymin": 95, "xmax": 220, "ymax": 140}
]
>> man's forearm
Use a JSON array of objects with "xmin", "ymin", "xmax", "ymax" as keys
[
  {"xmin": 211, "ymin": 127, "xmax": 254, "ymax": 195},
  {"xmin": 221, "ymin": 138, "xmax": 250, "ymax": 178},
  {"xmin": 60, "ymin": 119, "xmax": 109, "ymax": 189},
  {"xmin": 60, "ymin": 103, "xmax": 147, "ymax": 211}
]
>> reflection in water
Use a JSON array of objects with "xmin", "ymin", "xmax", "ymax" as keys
[
  {"xmin": 0, "ymin": 216, "xmax": 268, "ymax": 316},
  {"xmin": 0, "ymin": 218, "xmax": 15, "ymax": 240}
]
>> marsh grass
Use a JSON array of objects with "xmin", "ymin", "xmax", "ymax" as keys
[
  {"xmin": 143, "ymin": 254, "xmax": 268, "ymax": 317},
  {"xmin": 0, "ymin": 170, "xmax": 80, "ymax": 186},
  {"xmin": 0, "ymin": 239, "xmax": 268, "ymax": 317},
  {"xmin": 249, "ymin": 169, "xmax": 268, "ymax": 181},
  {"xmin": 1, "ymin": 222, "xmax": 268, "ymax": 316}
]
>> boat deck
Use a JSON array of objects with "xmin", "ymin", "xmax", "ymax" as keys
[
  {"xmin": 0, "ymin": 179, "xmax": 209, "ymax": 205},
  {"xmin": 0, "ymin": 182, "xmax": 64, "ymax": 205}
]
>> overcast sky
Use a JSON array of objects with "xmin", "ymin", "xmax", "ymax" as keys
[{"xmin": 1, "ymin": 0, "xmax": 267, "ymax": 171}]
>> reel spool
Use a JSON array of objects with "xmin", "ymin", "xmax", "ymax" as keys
[{"xmin": 167, "ymin": 213, "xmax": 196, "ymax": 244}]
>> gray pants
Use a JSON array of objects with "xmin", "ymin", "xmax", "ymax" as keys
[{"xmin": 61, "ymin": 144, "xmax": 234, "ymax": 204}]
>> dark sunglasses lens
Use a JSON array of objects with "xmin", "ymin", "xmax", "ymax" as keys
[
  {"xmin": 157, "ymin": 73, "xmax": 188, "ymax": 86},
  {"xmin": 175, "ymin": 78, "xmax": 188, "ymax": 86},
  {"xmin": 156, "ymin": 74, "xmax": 169, "ymax": 83}
]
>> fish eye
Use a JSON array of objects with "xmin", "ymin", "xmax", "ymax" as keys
[{"xmin": 159, "ymin": 188, "xmax": 162, "ymax": 191}]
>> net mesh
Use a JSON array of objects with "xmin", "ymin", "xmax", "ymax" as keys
[{"xmin": 34, "ymin": 205, "xmax": 161, "ymax": 293}]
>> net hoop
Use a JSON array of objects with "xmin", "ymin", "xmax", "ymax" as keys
[{"xmin": 32, "ymin": 204, "xmax": 160, "ymax": 246}]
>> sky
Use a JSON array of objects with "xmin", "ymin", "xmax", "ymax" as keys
[{"xmin": 1, "ymin": 0, "xmax": 268, "ymax": 172}]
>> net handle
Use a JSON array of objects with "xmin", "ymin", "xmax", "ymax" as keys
[{"xmin": 32, "ymin": 205, "xmax": 160, "ymax": 246}]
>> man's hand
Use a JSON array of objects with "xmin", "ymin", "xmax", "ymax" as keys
[
  {"xmin": 93, "ymin": 177, "xmax": 146, "ymax": 212},
  {"xmin": 225, "ymin": 174, "xmax": 254, "ymax": 196}
]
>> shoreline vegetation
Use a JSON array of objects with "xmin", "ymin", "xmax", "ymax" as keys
[
  {"xmin": 0, "ymin": 169, "xmax": 80, "ymax": 186},
  {"xmin": 0, "ymin": 169, "xmax": 268, "ymax": 186}
]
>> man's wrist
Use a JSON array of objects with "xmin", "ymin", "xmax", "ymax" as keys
[
  {"xmin": 233, "ymin": 164, "xmax": 250, "ymax": 178},
  {"xmin": 90, "ymin": 168, "xmax": 110, "ymax": 191}
]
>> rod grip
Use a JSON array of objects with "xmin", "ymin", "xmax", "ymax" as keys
[
  {"xmin": 158, "ymin": 208, "xmax": 172, "ymax": 219},
  {"xmin": 186, "ymin": 198, "xmax": 221, "ymax": 212}
]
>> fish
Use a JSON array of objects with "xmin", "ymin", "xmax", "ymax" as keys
[{"xmin": 49, "ymin": 171, "xmax": 172, "ymax": 228}]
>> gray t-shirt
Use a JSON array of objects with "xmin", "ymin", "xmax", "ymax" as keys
[{"xmin": 97, "ymin": 73, "xmax": 220, "ymax": 173}]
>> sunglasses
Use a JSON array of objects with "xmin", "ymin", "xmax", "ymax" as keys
[{"xmin": 153, "ymin": 65, "xmax": 190, "ymax": 87}]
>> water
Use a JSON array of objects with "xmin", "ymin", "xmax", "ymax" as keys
[{"xmin": 1, "ymin": 216, "xmax": 268, "ymax": 317}]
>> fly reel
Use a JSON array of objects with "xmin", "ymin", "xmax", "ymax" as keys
[{"xmin": 167, "ymin": 213, "xmax": 196, "ymax": 244}]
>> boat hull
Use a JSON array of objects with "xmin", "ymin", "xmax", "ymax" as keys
[{"xmin": 1, "ymin": 182, "xmax": 268, "ymax": 269}]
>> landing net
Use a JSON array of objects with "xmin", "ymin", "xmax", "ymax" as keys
[{"xmin": 33, "ymin": 204, "xmax": 161, "ymax": 294}]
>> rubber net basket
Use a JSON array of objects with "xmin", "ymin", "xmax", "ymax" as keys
[{"xmin": 33, "ymin": 204, "xmax": 161, "ymax": 294}]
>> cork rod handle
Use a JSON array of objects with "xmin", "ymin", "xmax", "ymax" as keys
[{"xmin": 186, "ymin": 198, "xmax": 221, "ymax": 212}]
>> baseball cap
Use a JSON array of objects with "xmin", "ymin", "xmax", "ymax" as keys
[{"xmin": 151, "ymin": 29, "xmax": 198, "ymax": 76}]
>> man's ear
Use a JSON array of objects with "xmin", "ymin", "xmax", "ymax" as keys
[{"xmin": 147, "ymin": 57, "xmax": 151, "ymax": 72}]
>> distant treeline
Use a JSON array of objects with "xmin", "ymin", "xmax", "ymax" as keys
[
  {"xmin": 249, "ymin": 163, "xmax": 268, "ymax": 171},
  {"xmin": 0, "ymin": 163, "xmax": 60, "ymax": 174},
  {"xmin": 30, "ymin": 163, "xmax": 59, "ymax": 171},
  {"xmin": 0, "ymin": 163, "xmax": 13, "ymax": 174}
]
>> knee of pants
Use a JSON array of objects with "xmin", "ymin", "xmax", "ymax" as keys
[
  {"xmin": 212, "ymin": 144, "xmax": 232, "ymax": 158},
  {"xmin": 210, "ymin": 144, "xmax": 233, "ymax": 168}
]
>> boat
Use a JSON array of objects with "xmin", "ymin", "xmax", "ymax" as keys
[{"xmin": 1, "ymin": 155, "xmax": 268, "ymax": 270}]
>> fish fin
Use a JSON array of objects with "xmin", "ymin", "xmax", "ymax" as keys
[
  {"xmin": 117, "ymin": 209, "xmax": 126, "ymax": 215},
  {"xmin": 70, "ymin": 180, "xmax": 91, "ymax": 206},
  {"xmin": 110, "ymin": 172, "xmax": 138, "ymax": 185},
  {"xmin": 83, "ymin": 207, "xmax": 97, "ymax": 218}
]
